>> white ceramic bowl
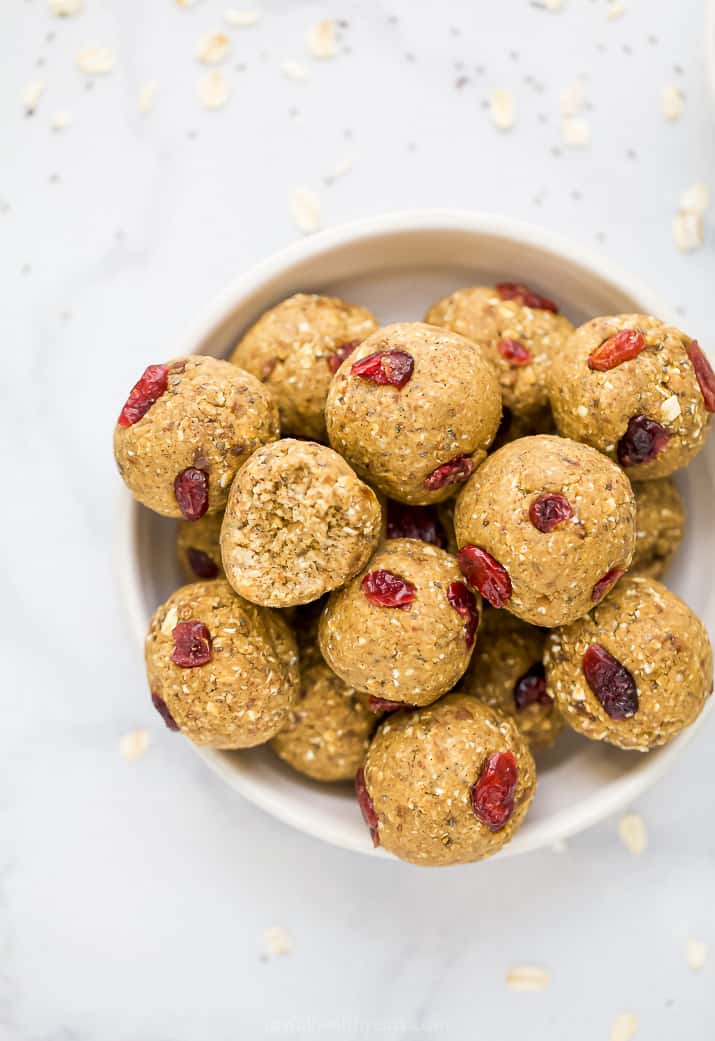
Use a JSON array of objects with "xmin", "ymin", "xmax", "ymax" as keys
[{"xmin": 117, "ymin": 210, "xmax": 715, "ymax": 860}]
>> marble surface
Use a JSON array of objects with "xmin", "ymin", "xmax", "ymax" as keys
[{"xmin": 2, "ymin": 1, "xmax": 715, "ymax": 1039}]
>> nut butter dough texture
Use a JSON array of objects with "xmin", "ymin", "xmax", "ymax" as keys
[
  {"xmin": 631, "ymin": 478, "xmax": 685, "ymax": 579},
  {"xmin": 319, "ymin": 538, "xmax": 480, "ymax": 706},
  {"xmin": 325, "ymin": 322, "xmax": 502, "ymax": 505},
  {"xmin": 362, "ymin": 693, "xmax": 536, "ymax": 865},
  {"xmin": 145, "ymin": 579, "xmax": 299, "ymax": 748},
  {"xmin": 545, "ymin": 575, "xmax": 713, "ymax": 750},
  {"xmin": 230, "ymin": 293, "xmax": 378, "ymax": 441},
  {"xmin": 548, "ymin": 315, "xmax": 711, "ymax": 479},
  {"xmin": 114, "ymin": 355, "xmax": 280, "ymax": 517},
  {"xmin": 454, "ymin": 435, "xmax": 636, "ymax": 627},
  {"xmin": 220, "ymin": 439, "xmax": 382, "ymax": 607}
]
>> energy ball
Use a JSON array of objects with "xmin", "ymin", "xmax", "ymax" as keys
[
  {"xmin": 425, "ymin": 283, "xmax": 573, "ymax": 426},
  {"xmin": 319, "ymin": 538, "xmax": 481, "ymax": 708},
  {"xmin": 356, "ymin": 693, "xmax": 536, "ymax": 865},
  {"xmin": 548, "ymin": 315, "xmax": 715, "ymax": 480},
  {"xmin": 325, "ymin": 322, "xmax": 502, "ymax": 505},
  {"xmin": 454, "ymin": 435, "xmax": 636, "ymax": 627},
  {"xmin": 631, "ymin": 478, "xmax": 685, "ymax": 579},
  {"xmin": 177, "ymin": 512, "xmax": 225, "ymax": 582},
  {"xmin": 229, "ymin": 293, "xmax": 378, "ymax": 441},
  {"xmin": 221, "ymin": 439, "xmax": 382, "ymax": 608},
  {"xmin": 544, "ymin": 575, "xmax": 712, "ymax": 751},
  {"xmin": 114, "ymin": 356, "xmax": 279, "ymax": 519},
  {"xmin": 145, "ymin": 579, "xmax": 299, "ymax": 748},
  {"xmin": 459, "ymin": 610, "xmax": 563, "ymax": 750}
]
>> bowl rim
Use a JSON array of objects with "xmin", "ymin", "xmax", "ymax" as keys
[{"xmin": 116, "ymin": 207, "xmax": 704, "ymax": 861}]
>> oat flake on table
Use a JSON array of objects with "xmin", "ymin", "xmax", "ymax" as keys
[
  {"xmin": 224, "ymin": 9, "xmax": 260, "ymax": 27},
  {"xmin": 50, "ymin": 109, "xmax": 72, "ymax": 130},
  {"xmin": 490, "ymin": 89, "xmax": 515, "ymax": 130},
  {"xmin": 610, "ymin": 1012, "xmax": 638, "ymax": 1041},
  {"xmin": 22, "ymin": 79, "xmax": 45, "ymax": 115},
  {"xmin": 662, "ymin": 84, "xmax": 684, "ymax": 122},
  {"xmin": 561, "ymin": 115, "xmax": 591, "ymax": 147},
  {"xmin": 306, "ymin": 19, "xmax": 337, "ymax": 59},
  {"xmin": 196, "ymin": 32, "xmax": 231, "ymax": 65},
  {"xmin": 686, "ymin": 937, "xmax": 708, "ymax": 971},
  {"xmin": 560, "ymin": 80, "xmax": 586, "ymax": 117},
  {"xmin": 49, "ymin": 0, "xmax": 83, "ymax": 15},
  {"xmin": 119, "ymin": 729, "xmax": 151, "ymax": 762},
  {"xmin": 607, "ymin": 0, "xmax": 625, "ymax": 19},
  {"xmin": 197, "ymin": 70, "xmax": 230, "ymax": 109},
  {"xmin": 262, "ymin": 926, "xmax": 293, "ymax": 959},
  {"xmin": 76, "ymin": 47, "xmax": 116, "ymax": 75},
  {"xmin": 138, "ymin": 81, "xmax": 158, "ymax": 113},
  {"xmin": 290, "ymin": 187, "xmax": 321, "ymax": 234},
  {"xmin": 617, "ymin": 812, "xmax": 647, "ymax": 855},
  {"xmin": 281, "ymin": 60, "xmax": 310, "ymax": 82},
  {"xmin": 506, "ymin": 965, "xmax": 551, "ymax": 992}
]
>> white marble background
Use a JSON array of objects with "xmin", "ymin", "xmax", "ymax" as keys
[{"xmin": 2, "ymin": 1, "xmax": 715, "ymax": 1039}]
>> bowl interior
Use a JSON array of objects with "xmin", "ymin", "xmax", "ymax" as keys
[{"xmin": 121, "ymin": 216, "xmax": 715, "ymax": 859}]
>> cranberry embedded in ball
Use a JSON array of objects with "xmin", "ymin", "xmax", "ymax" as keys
[
  {"xmin": 361, "ymin": 569, "xmax": 416, "ymax": 609},
  {"xmin": 497, "ymin": 338, "xmax": 531, "ymax": 367},
  {"xmin": 355, "ymin": 767, "xmax": 380, "ymax": 846},
  {"xmin": 495, "ymin": 282, "xmax": 558, "ymax": 313},
  {"xmin": 470, "ymin": 751, "xmax": 519, "ymax": 832},
  {"xmin": 174, "ymin": 467, "xmax": 209, "ymax": 520},
  {"xmin": 529, "ymin": 493, "xmax": 574, "ymax": 533},
  {"xmin": 617, "ymin": 416, "xmax": 670, "ymax": 468},
  {"xmin": 457, "ymin": 546, "xmax": 512, "ymax": 609},
  {"xmin": 423, "ymin": 455, "xmax": 474, "ymax": 491},
  {"xmin": 581, "ymin": 643, "xmax": 638, "ymax": 720},
  {"xmin": 591, "ymin": 567, "xmax": 626, "ymax": 604},
  {"xmin": 327, "ymin": 339, "xmax": 362, "ymax": 374},
  {"xmin": 151, "ymin": 691, "xmax": 180, "ymax": 731},
  {"xmin": 446, "ymin": 580, "xmax": 480, "ymax": 648},
  {"xmin": 385, "ymin": 500, "xmax": 447, "ymax": 548},
  {"xmin": 171, "ymin": 620, "xmax": 213, "ymax": 667},
  {"xmin": 588, "ymin": 329, "xmax": 646, "ymax": 372},
  {"xmin": 186, "ymin": 547, "xmax": 219, "ymax": 579},
  {"xmin": 513, "ymin": 663, "xmax": 551, "ymax": 710},
  {"xmin": 350, "ymin": 349, "xmax": 414, "ymax": 388},
  {"xmin": 685, "ymin": 339, "xmax": 715, "ymax": 412},
  {"xmin": 117, "ymin": 363, "xmax": 169, "ymax": 427}
]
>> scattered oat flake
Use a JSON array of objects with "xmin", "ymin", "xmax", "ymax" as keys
[
  {"xmin": 560, "ymin": 80, "xmax": 586, "ymax": 117},
  {"xmin": 562, "ymin": 115, "xmax": 591, "ymax": 147},
  {"xmin": 50, "ymin": 110, "xmax": 72, "ymax": 130},
  {"xmin": 660, "ymin": 395, "xmax": 681, "ymax": 422},
  {"xmin": 196, "ymin": 32, "xmax": 231, "ymax": 65},
  {"xmin": 138, "ymin": 81, "xmax": 158, "ymax": 113},
  {"xmin": 175, "ymin": 0, "xmax": 198, "ymax": 7},
  {"xmin": 673, "ymin": 211, "xmax": 703, "ymax": 253},
  {"xmin": 506, "ymin": 966, "xmax": 551, "ymax": 992},
  {"xmin": 662, "ymin": 84, "xmax": 684, "ymax": 121},
  {"xmin": 224, "ymin": 9, "xmax": 260, "ymax": 27},
  {"xmin": 119, "ymin": 729, "xmax": 151, "ymax": 762},
  {"xmin": 686, "ymin": 937, "xmax": 708, "ymax": 971},
  {"xmin": 281, "ymin": 60, "xmax": 310, "ymax": 81},
  {"xmin": 262, "ymin": 926, "xmax": 293, "ymax": 959},
  {"xmin": 607, "ymin": 0, "xmax": 625, "ymax": 19},
  {"xmin": 307, "ymin": 19, "xmax": 336, "ymax": 59},
  {"xmin": 617, "ymin": 813, "xmax": 647, "ymax": 855},
  {"xmin": 290, "ymin": 187, "xmax": 321, "ymax": 234},
  {"xmin": 680, "ymin": 182, "xmax": 710, "ymax": 216},
  {"xmin": 197, "ymin": 70, "xmax": 230, "ymax": 109},
  {"xmin": 544, "ymin": 0, "xmax": 564, "ymax": 8},
  {"xmin": 49, "ymin": 0, "xmax": 83, "ymax": 14},
  {"xmin": 23, "ymin": 79, "xmax": 45, "ymax": 115},
  {"xmin": 76, "ymin": 47, "xmax": 116, "ymax": 75},
  {"xmin": 610, "ymin": 1012, "xmax": 638, "ymax": 1041},
  {"xmin": 490, "ymin": 89, "xmax": 515, "ymax": 130},
  {"xmin": 331, "ymin": 157, "xmax": 353, "ymax": 178}
]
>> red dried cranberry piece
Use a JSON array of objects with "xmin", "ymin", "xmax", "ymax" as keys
[
  {"xmin": 362, "ymin": 569, "xmax": 416, "ymax": 608},
  {"xmin": 368, "ymin": 695, "xmax": 415, "ymax": 714},
  {"xmin": 355, "ymin": 767, "xmax": 380, "ymax": 846},
  {"xmin": 495, "ymin": 282, "xmax": 558, "ymax": 313},
  {"xmin": 470, "ymin": 751, "xmax": 518, "ymax": 832},
  {"xmin": 457, "ymin": 546, "xmax": 512, "ymax": 608},
  {"xmin": 385, "ymin": 500, "xmax": 447, "ymax": 548},
  {"xmin": 171, "ymin": 620, "xmax": 213, "ymax": 667},
  {"xmin": 529, "ymin": 492, "xmax": 574, "ymax": 533},
  {"xmin": 186, "ymin": 547, "xmax": 219, "ymax": 579},
  {"xmin": 587, "ymin": 329, "xmax": 646, "ymax": 371},
  {"xmin": 513, "ymin": 663, "xmax": 551, "ymax": 710},
  {"xmin": 423, "ymin": 455, "xmax": 474, "ymax": 491},
  {"xmin": 350, "ymin": 349, "xmax": 414, "ymax": 388},
  {"xmin": 151, "ymin": 691, "xmax": 180, "ymax": 731},
  {"xmin": 497, "ymin": 338, "xmax": 531, "ymax": 367},
  {"xmin": 117, "ymin": 364, "xmax": 169, "ymax": 428},
  {"xmin": 617, "ymin": 415, "xmax": 670, "ymax": 467},
  {"xmin": 446, "ymin": 580, "xmax": 480, "ymax": 648},
  {"xmin": 582, "ymin": 643, "xmax": 638, "ymax": 720},
  {"xmin": 327, "ymin": 339, "xmax": 362, "ymax": 374},
  {"xmin": 591, "ymin": 567, "xmax": 626, "ymax": 604},
  {"xmin": 686, "ymin": 339, "xmax": 715, "ymax": 412},
  {"xmin": 174, "ymin": 467, "xmax": 209, "ymax": 520}
]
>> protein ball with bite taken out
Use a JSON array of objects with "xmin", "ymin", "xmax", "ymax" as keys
[
  {"xmin": 425, "ymin": 284, "xmax": 573, "ymax": 427},
  {"xmin": 319, "ymin": 538, "xmax": 481, "ymax": 708},
  {"xmin": 145, "ymin": 579, "xmax": 299, "ymax": 748},
  {"xmin": 631, "ymin": 478, "xmax": 685, "ymax": 579},
  {"xmin": 177, "ymin": 512, "xmax": 225, "ymax": 581},
  {"xmin": 114, "ymin": 356, "xmax": 279, "ymax": 519},
  {"xmin": 544, "ymin": 575, "xmax": 712, "ymax": 751},
  {"xmin": 325, "ymin": 322, "xmax": 502, "ymax": 505},
  {"xmin": 548, "ymin": 315, "xmax": 715, "ymax": 479},
  {"xmin": 229, "ymin": 293, "xmax": 378, "ymax": 441},
  {"xmin": 357, "ymin": 692, "xmax": 536, "ymax": 865},
  {"xmin": 459, "ymin": 610, "xmax": 563, "ymax": 750},
  {"xmin": 221, "ymin": 439, "xmax": 382, "ymax": 608},
  {"xmin": 454, "ymin": 435, "xmax": 636, "ymax": 627}
]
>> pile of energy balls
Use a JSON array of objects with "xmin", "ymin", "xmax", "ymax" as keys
[{"xmin": 113, "ymin": 283, "xmax": 715, "ymax": 867}]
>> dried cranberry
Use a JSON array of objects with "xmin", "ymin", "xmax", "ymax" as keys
[
  {"xmin": 151, "ymin": 691, "xmax": 180, "ymax": 731},
  {"xmin": 171, "ymin": 620, "xmax": 213, "ymax": 667},
  {"xmin": 582, "ymin": 644, "xmax": 638, "ymax": 720},
  {"xmin": 617, "ymin": 416, "xmax": 670, "ymax": 467},
  {"xmin": 355, "ymin": 767, "xmax": 380, "ymax": 846},
  {"xmin": 350, "ymin": 350, "xmax": 414, "ymax": 388},
  {"xmin": 174, "ymin": 467, "xmax": 209, "ymax": 520},
  {"xmin": 385, "ymin": 500, "xmax": 447, "ymax": 548},
  {"xmin": 497, "ymin": 338, "xmax": 531, "ymax": 367},
  {"xmin": 117, "ymin": 363, "xmax": 169, "ymax": 427},
  {"xmin": 495, "ymin": 282, "xmax": 558, "ymax": 313},
  {"xmin": 423, "ymin": 455, "xmax": 474, "ymax": 491},
  {"xmin": 587, "ymin": 329, "xmax": 646, "ymax": 371},
  {"xmin": 446, "ymin": 581, "xmax": 480, "ymax": 648},
  {"xmin": 327, "ymin": 339, "xmax": 362, "ymax": 374},
  {"xmin": 362, "ymin": 569, "xmax": 416, "ymax": 608},
  {"xmin": 457, "ymin": 546, "xmax": 512, "ymax": 608},
  {"xmin": 529, "ymin": 493, "xmax": 574, "ymax": 533},
  {"xmin": 591, "ymin": 567, "xmax": 626, "ymax": 603},
  {"xmin": 186, "ymin": 547, "xmax": 219, "ymax": 579},
  {"xmin": 513, "ymin": 663, "xmax": 551, "ymax": 710},
  {"xmin": 368, "ymin": 696, "xmax": 415, "ymax": 714},
  {"xmin": 470, "ymin": 751, "xmax": 518, "ymax": 832},
  {"xmin": 686, "ymin": 339, "xmax": 715, "ymax": 412}
]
